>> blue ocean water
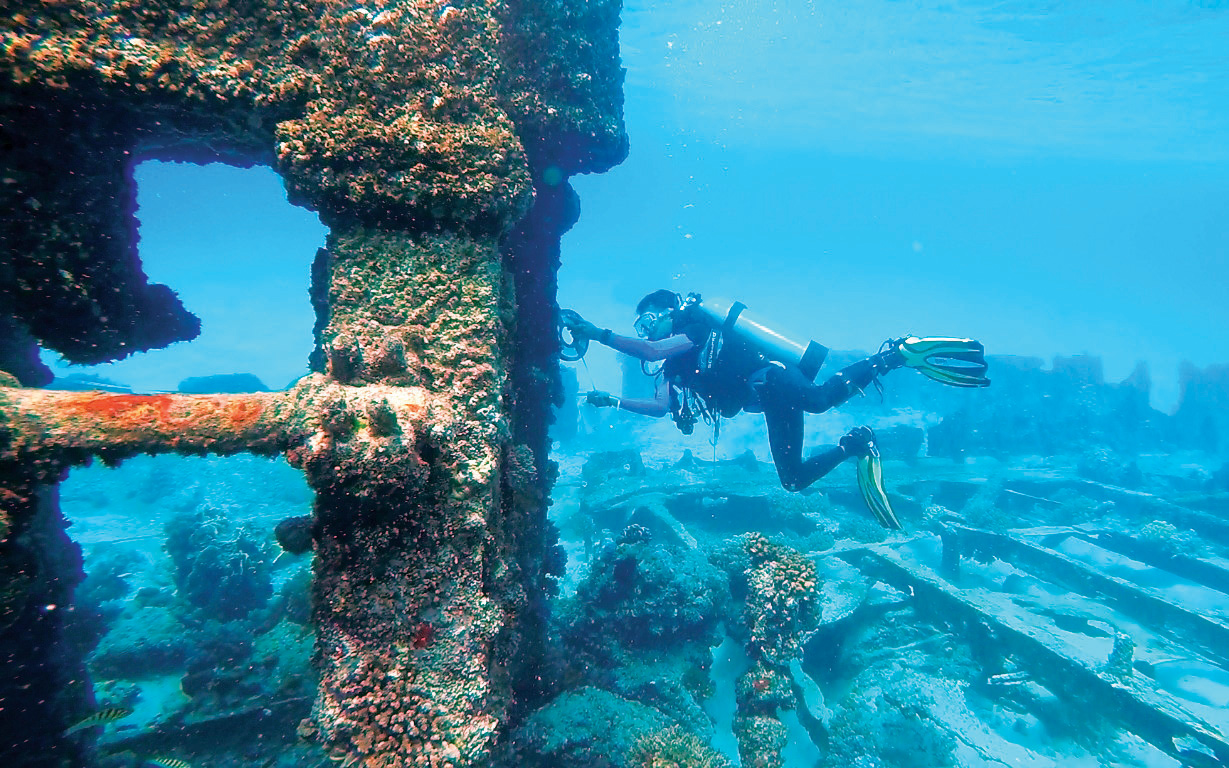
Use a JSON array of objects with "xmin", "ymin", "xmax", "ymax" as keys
[
  {"xmin": 561, "ymin": 0, "xmax": 1229, "ymax": 411},
  {"xmin": 46, "ymin": 1, "xmax": 1229, "ymax": 409},
  {"xmin": 40, "ymin": 2, "xmax": 1229, "ymax": 767}
]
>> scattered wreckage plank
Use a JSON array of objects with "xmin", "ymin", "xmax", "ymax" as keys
[
  {"xmin": 1065, "ymin": 531, "xmax": 1229, "ymax": 599},
  {"xmin": 1075, "ymin": 480, "xmax": 1229, "ymax": 546},
  {"xmin": 981, "ymin": 474, "xmax": 1229, "ymax": 546},
  {"xmin": 948, "ymin": 525, "xmax": 1229, "ymax": 669},
  {"xmin": 845, "ymin": 545, "xmax": 1229, "ymax": 767}
]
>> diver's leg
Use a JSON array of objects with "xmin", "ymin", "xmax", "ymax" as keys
[
  {"xmin": 791, "ymin": 444, "xmax": 848, "ymax": 492},
  {"xmin": 798, "ymin": 348, "xmax": 904, "ymax": 414},
  {"xmin": 762, "ymin": 369, "xmax": 851, "ymax": 492},
  {"xmin": 763, "ymin": 399, "xmax": 805, "ymax": 491}
]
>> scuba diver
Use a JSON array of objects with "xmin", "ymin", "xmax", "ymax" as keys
[{"xmin": 560, "ymin": 290, "xmax": 990, "ymax": 529}]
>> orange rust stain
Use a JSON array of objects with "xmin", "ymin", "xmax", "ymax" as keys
[
  {"xmin": 226, "ymin": 399, "xmax": 265, "ymax": 429},
  {"xmin": 63, "ymin": 394, "xmax": 274, "ymax": 437},
  {"xmin": 68, "ymin": 393, "xmax": 174, "ymax": 422}
]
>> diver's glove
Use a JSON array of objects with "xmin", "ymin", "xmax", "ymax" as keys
[
  {"xmin": 585, "ymin": 390, "xmax": 620, "ymax": 408},
  {"xmin": 839, "ymin": 426, "xmax": 876, "ymax": 458}
]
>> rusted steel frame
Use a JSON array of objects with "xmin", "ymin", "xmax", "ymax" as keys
[
  {"xmin": 0, "ymin": 377, "xmax": 430, "ymax": 462},
  {"xmin": 846, "ymin": 546, "xmax": 1229, "ymax": 766},
  {"xmin": 0, "ymin": 388, "xmax": 293, "ymax": 459},
  {"xmin": 950, "ymin": 525, "xmax": 1229, "ymax": 669}
]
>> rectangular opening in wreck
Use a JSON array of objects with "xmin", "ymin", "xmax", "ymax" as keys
[
  {"xmin": 59, "ymin": 452, "xmax": 319, "ymax": 757},
  {"xmin": 42, "ymin": 160, "xmax": 327, "ymax": 395}
]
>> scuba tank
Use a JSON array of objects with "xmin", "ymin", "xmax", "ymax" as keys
[{"xmin": 681, "ymin": 294, "xmax": 829, "ymax": 381}]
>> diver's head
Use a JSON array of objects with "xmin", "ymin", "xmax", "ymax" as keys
[{"xmin": 634, "ymin": 289, "xmax": 681, "ymax": 341}]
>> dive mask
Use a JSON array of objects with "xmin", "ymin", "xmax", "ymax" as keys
[{"xmin": 634, "ymin": 311, "xmax": 662, "ymax": 339}]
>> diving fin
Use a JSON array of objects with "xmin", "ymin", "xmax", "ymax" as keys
[
  {"xmin": 857, "ymin": 449, "xmax": 902, "ymax": 530},
  {"xmin": 897, "ymin": 336, "xmax": 990, "ymax": 388}
]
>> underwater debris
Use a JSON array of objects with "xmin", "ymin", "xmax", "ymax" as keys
[
  {"xmin": 820, "ymin": 677, "xmax": 956, "ymax": 768},
  {"xmin": 1139, "ymin": 519, "xmax": 1201, "ymax": 558},
  {"xmin": 49, "ymin": 373, "xmax": 134, "ymax": 393},
  {"xmin": 732, "ymin": 715, "xmax": 787, "ymax": 768},
  {"xmin": 543, "ymin": 349, "xmax": 1229, "ymax": 768},
  {"xmin": 177, "ymin": 373, "xmax": 270, "ymax": 394},
  {"xmin": 1103, "ymin": 628, "xmax": 1136, "ymax": 678},
  {"xmin": 564, "ymin": 524, "xmax": 726, "ymax": 651},
  {"xmin": 1172, "ymin": 735, "xmax": 1221, "ymax": 768},
  {"xmin": 851, "ymin": 542, "xmax": 1229, "ymax": 765},
  {"xmin": 89, "ymin": 605, "xmax": 194, "ymax": 680}
]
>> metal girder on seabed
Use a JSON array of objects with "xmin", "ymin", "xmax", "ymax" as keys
[
  {"xmin": 843, "ymin": 545, "xmax": 1229, "ymax": 767},
  {"xmin": 948, "ymin": 524, "xmax": 1229, "ymax": 671}
]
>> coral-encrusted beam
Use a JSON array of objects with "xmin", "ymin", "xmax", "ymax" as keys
[{"xmin": 0, "ymin": 376, "xmax": 432, "ymax": 464}]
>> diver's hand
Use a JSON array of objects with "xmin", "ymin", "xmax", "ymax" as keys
[
  {"xmin": 585, "ymin": 390, "xmax": 620, "ymax": 408},
  {"xmin": 839, "ymin": 426, "xmax": 876, "ymax": 458},
  {"xmin": 563, "ymin": 311, "xmax": 605, "ymax": 342}
]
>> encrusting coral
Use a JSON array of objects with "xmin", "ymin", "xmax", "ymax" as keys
[
  {"xmin": 0, "ymin": 0, "xmax": 627, "ymax": 764},
  {"xmin": 628, "ymin": 725, "xmax": 733, "ymax": 768},
  {"xmin": 743, "ymin": 532, "xmax": 822, "ymax": 663},
  {"xmin": 725, "ymin": 534, "xmax": 823, "ymax": 768}
]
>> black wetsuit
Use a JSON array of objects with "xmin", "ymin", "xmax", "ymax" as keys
[
  {"xmin": 663, "ymin": 318, "xmax": 889, "ymax": 491},
  {"xmin": 663, "ymin": 321, "xmax": 768, "ymax": 419}
]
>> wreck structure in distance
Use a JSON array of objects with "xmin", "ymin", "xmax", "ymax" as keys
[{"xmin": 0, "ymin": 1, "xmax": 627, "ymax": 765}]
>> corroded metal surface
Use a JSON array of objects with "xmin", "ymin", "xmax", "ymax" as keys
[
  {"xmin": 0, "ymin": 0, "xmax": 627, "ymax": 764},
  {"xmin": 851, "ymin": 544, "xmax": 1229, "ymax": 766}
]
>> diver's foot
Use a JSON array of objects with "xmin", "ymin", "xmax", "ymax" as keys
[
  {"xmin": 872, "ymin": 338, "xmax": 907, "ymax": 372},
  {"xmin": 839, "ymin": 426, "xmax": 877, "ymax": 458}
]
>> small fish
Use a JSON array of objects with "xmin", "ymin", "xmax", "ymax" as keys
[
  {"xmin": 64, "ymin": 707, "xmax": 134, "ymax": 734},
  {"xmin": 145, "ymin": 758, "xmax": 192, "ymax": 768}
]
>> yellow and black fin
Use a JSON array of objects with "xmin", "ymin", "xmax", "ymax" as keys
[
  {"xmin": 898, "ymin": 336, "xmax": 990, "ymax": 388},
  {"xmin": 857, "ymin": 452, "xmax": 902, "ymax": 530}
]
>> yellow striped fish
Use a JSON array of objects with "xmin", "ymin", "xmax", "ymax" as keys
[
  {"xmin": 64, "ymin": 707, "xmax": 134, "ymax": 734},
  {"xmin": 145, "ymin": 758, "xmax": 192, "ymax": 768}
]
